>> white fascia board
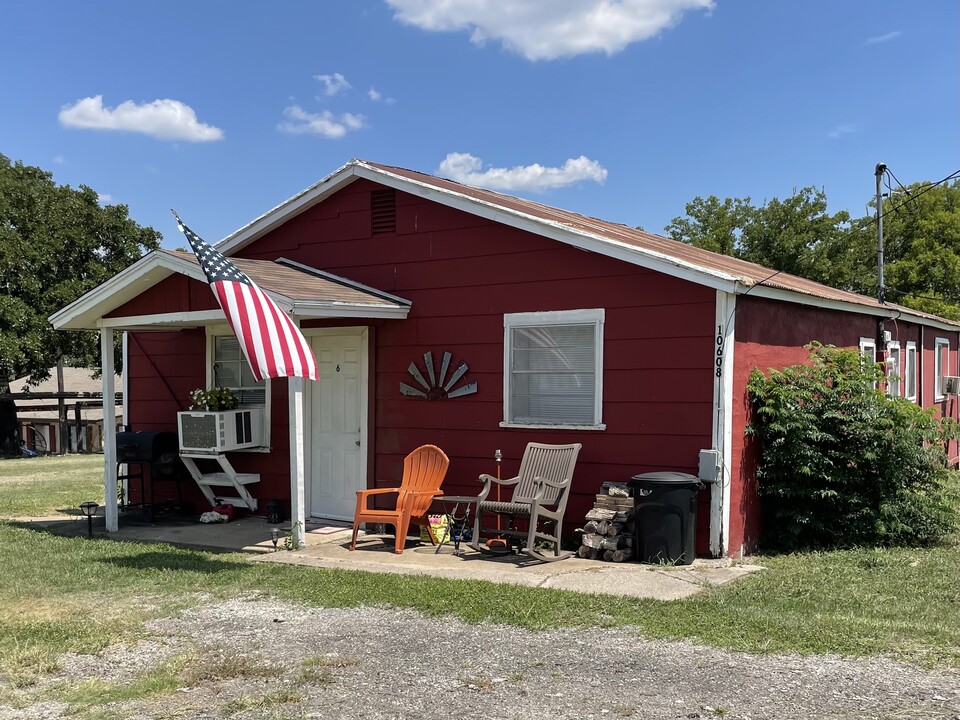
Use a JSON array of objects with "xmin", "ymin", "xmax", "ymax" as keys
[
  {"xmin": 290, "ymin": 302, "xmax": 410, "ymax": 320},
  {"xmin": 50, "ymin": 251, "xmax": 206, "ymax": 330},
  {"xmin": 99, "ymin": 309, "xmax": 225, "ymax": 330},
  {"xmin": 351, "ymin": 164, "xmax": 741, "ymax": 293},
  {"xmin": 213, "ymin": 160, "xmax": 739, "ymax": 291},
  {"xmin": 210, "ymin": 160, "xmax": 960, "ymax": 332},
  {"xmin": 748, "ymin": 285, "xmax": 960, "ymax": 332},
  {"xmin": 216, "ymin": 161, "xmax": 359, "ymax": 255}
]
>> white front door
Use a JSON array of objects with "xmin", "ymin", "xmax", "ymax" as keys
[{"xmin": 308, "ymin": 330, "xmax": 367, "ymax": 520}]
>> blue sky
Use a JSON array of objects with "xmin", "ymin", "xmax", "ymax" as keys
[{"xmin": 2, "ymin": 1, "xmax": 958, "ymax": 250}]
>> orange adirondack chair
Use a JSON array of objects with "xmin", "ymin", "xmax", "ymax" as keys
[{"xmin": 350, "ymin": 444, "xmax": 450, "ymax": 554}]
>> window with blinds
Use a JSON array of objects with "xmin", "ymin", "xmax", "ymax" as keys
[
  {"xmin": 905, "ymin": 341, "xmax": 917, "ymax": 401},
  {"xmin": 935, "ymin": 337, "xmax": 951, "ymax": 400},
  {"xmin": 503, "ymin": 309, "xmax": 604, "ymax": 428},
  {"xmin": 213, "ymin": 336, "xmax": 267, "ymax": 406}
]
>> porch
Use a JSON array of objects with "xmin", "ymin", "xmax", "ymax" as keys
[{"xmin": 27, "ymin": 511, "xmax": 758, "ymax": 600}]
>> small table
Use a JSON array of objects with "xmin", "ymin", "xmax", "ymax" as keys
[{"xmin": 432, "ymin": 495, "xmax": 478, "ymax": 555}]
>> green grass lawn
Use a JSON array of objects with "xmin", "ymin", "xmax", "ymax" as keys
[
  {"xmin": 0, "ymin": 454, "xmax": 104, "ymax": 517},
  {"xmin": 0, "ymin": 454, "xmax": 957, "ymax": 687}
]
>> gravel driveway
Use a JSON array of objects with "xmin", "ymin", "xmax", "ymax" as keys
[{"xmin": 3, "ymin": 596, "xmax": 958, "ymax": 720}]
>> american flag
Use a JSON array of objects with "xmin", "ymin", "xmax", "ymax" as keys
[{"xmin": 174, "ymin": 212, "xmax": 319, "ymax": 382}]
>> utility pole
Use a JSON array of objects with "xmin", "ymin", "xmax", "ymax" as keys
[{"xmin": 875, "ymin": 162, "xmax": 887, "ymax": 305}]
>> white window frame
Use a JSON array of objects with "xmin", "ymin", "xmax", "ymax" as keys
[
  {"xmin": 206, "ymin": 326, "xmax": 272, "ymax": 450},
  {"xmin": 859, "ymin": 337, "xmax": 877, "ymax": 389},
  {"xmin": 501, "ymin": 308, "xmax": 606, "ymax": 430},
  {"xmin": 886, "ymin": 340, "xmax": 901, "ymax": 398},
  {"xmin": 935, "ymin": 337, "xmax": 951, "ymax": 402},
  {"xmin": 905, "ymin": 341, "xmax": 917, "ymax": 402}
]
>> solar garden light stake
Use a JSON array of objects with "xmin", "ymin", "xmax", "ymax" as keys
[
  {"xmin": 271, "ymin": 527, "xmax": 280, "ymax": 552},
  {"xmin": 488, "ymin": 449, "xmax": 508, "ymax": 550},
  {"xmin": 79, "ymin": 502, "xmax": 99, "ymax": 539}
]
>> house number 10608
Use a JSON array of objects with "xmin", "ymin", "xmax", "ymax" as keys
[{"xmin": 715, "ymin": 325, "xmax": 724, "ymax": 377}]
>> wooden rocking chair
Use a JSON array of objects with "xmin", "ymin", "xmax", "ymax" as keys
[
  {"xmin": 350, "ymin": 444, "xmax": 450, "ymax": 554},
  {"xmin": 468, "ymin": 442, "xmax": 582, "ymax": 562}
]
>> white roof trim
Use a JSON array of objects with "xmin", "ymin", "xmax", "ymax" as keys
[
  {"xmin": 100, "ymin": 310, "xmax": 226, "ymax": 331},
  {"xmin": 212, "ymin": 160, "xmax": 960, "ymax": 329},
  {"xmin": 50, "ymin": 252, "xmax": 205, "ymax": 330},
  {"xmin": 216, "ymin": 160, "xmax": 741, "ymax": 292},
  {"xmin": 96, "ymin": 302, "xmax": 408, "ymax": 332},
  {"xmin": 51, "ymin": 248, "xmax": 412, "ymax": 331}
]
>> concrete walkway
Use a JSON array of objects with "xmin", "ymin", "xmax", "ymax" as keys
[{"xmin": 18, "ymin": 513, "xmax": 762, "ymax": 601}]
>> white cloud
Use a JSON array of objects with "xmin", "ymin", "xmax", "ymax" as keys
[
  {"xmin": 386, "ymin": 0, "xmax": 713, "ymax": 60},
  {"xmin": 277, "ymin": 106, "xmax": 366, "ymax": 138},
  {"xmin": 52, "ymin": 155, "xmax": 65, "ymax": 164},
  {"xmin": 58, "ymin": 96, "xmax": 223, "ymax": 142},
  {"xmin": 828, "ymin": 123, "xmax": 857, "ymax": 139},
  {"xmin": 97, "ymin": 193, "xmax": 114, "ymax": 204},
  {"xmin": 864, "ymin": 30, "xmax": 901, "ymax": 45},
  {"xmin": 367, "ymin": 87, "xmax": 396, "ymax": 104},
  {"xmin": 438, "ymin": 152, "xmax": 608, "ymax": 192},
  {"xmin": 315, "ymin": 72, "xmax": 352, "ymax": 96}
]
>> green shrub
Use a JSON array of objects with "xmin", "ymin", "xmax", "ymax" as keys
[{"xmin": 747, "ymin": 342, "xmax": 960, "ymax": 551}]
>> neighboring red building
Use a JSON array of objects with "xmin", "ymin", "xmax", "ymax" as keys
[{"xmin": 51, "ymin": 160, "xmax": 960, "ymax": 556}]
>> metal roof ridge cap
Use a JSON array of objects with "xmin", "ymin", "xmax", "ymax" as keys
[
  {"xmin": 353, "ymin": 163, "xmax": 741, "ymax": 285},
  {"xmin": 275, "ymin": 257, "xmax": 412, "ymax": 306}
]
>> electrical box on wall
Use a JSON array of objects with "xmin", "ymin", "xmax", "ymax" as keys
[{"xmin": 698, "ymin": 449, "xmax": 721, "ymax": 483}]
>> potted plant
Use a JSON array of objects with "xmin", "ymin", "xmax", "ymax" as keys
[{"xmin": 188, "ymin": 387, "xmax": 238, "ymax": 411}]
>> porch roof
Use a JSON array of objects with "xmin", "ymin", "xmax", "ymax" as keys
[{"xmin": 50, "ymin": 250, "xmax": 412, "ymax": 331}]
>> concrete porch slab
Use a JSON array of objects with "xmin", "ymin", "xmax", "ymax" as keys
[{"xmin": 13, "ymin": 512, "xmax": 762, "ymax": 601}]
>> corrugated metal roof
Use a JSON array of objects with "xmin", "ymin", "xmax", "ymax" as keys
[{"xmin": 362, "ymin": 161, "xmax": 954, "ymax": 325}]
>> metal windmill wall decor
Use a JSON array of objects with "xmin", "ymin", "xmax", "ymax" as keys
[{"xmin": 400, "ymin": 351, "xmax": 477, "ymax": 400}]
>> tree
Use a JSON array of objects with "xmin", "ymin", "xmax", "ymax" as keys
[
  {"xmin": 666, "ymin": 187, "xmax": 860, "ymax": 288},
  {"xmin": 748, "ymin": 343, "xmax": 960, "ymax": 551},
  {"xmin": 665, "ymin": 181, "xmax": 960, "ymax": 318},
  {"xmin": 0, "ymin": 154, "xmax": 161, "ymax": 454},
  {"xmin": 664, "ymin": 195, "xmax": 753, "ymax": 256},
  {"xmin": 881, "ymin": 180, "xmax": 960, "ymax": 320}
]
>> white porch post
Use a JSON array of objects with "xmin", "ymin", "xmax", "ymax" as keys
[
  {"xmin": 710, "ymin": 290, "xmax": 736, "ymax": 557},
  {"xmin": 288, "ymin": 376, "xmax": 306, "ymax": 548},
  {"xmin": 100, "ymin": 328, "xmax": 119, "ymax": 532}
]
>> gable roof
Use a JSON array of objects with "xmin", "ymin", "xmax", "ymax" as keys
[
  {"xmin": 215, "ymin": 159, "xmax": 960, "ymax": 331},
  {"xmin": 51, "ymin": 249, "xmax": 411, "ymax": 331}
]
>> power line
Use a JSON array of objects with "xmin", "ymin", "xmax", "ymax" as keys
[{"xmin": 880, "ymin": 168, "xmax": 960, "ymax": 221}]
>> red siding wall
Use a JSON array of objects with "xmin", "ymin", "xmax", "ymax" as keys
[
  {"xmin": 122, "ymin": 178, "xmax": 720, "ymax": 550},
  {"xmin": 257, "ymin": 180, "xmax": 718, "ymax": 544},
  {"xmin": 731, "ymin": 296, "xmax": 960, "ymax": 554}
]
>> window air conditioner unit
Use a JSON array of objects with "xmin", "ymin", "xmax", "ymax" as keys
[
  {"xmin": 943, "ymin": 376, "xmax": 960, "ymax": 396},
  {"xmin": 177, "ymin": 408, "xmax": 265, "ymax": 453}
]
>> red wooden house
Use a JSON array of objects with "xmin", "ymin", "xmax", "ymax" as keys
[{"xmin": 51, "ymin": 160, "xmax": 960, "ymax": 556}]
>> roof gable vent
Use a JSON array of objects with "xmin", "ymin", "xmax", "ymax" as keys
[{"xmin": 371, "ymin": 189, "xmax": 396, "ymax": 235}]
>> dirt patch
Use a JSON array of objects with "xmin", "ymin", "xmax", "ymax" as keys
[{"xmin": 1, "ymin": 595, "xmax": 958, "ymax": 719}]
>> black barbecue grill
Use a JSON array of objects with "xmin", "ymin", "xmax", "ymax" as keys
[{"xmin": 116, "ymin": 431, "xmax": 186, "ymax": 520}]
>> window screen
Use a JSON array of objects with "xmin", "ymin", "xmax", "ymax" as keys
[
  {"xmin": 505, "ymin": 310, "xmax": 603, "ymax": 426},
  {"xmin": 214, "ymin": 336, "xmax": 266, "ymax": 406}
]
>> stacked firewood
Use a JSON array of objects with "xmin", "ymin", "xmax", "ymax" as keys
[{"xmin": 576, "ymin": 482, "xmax": 636, "ymax": 562}]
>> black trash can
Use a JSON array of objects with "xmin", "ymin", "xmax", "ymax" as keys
[{"xmin": 628, "ymin": 472, "xmax": 710, "ymax": 565}]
